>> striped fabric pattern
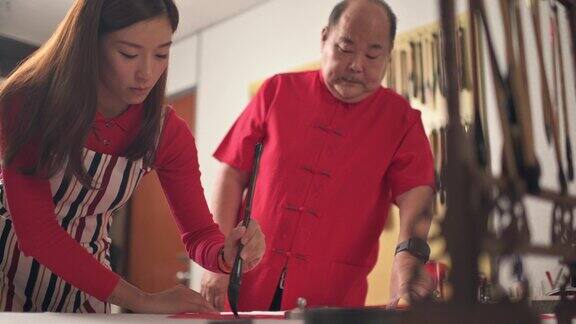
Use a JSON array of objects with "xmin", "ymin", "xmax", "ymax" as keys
[{"xmin": 0, "ymin": 150, "xmax": 146, "ymax": 313}]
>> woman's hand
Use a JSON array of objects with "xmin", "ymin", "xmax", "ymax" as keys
[
  {"xmin": 109, "ymin": 280, "xmax": 216, "ymax": 314},
  {"xmin": 222, "ymin": 219, "xmax": 266, "ymax": 272}
]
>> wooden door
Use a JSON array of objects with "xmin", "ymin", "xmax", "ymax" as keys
[{"xmin": 127, "ymin": 90, "xmax": 196, "ymax": 292}]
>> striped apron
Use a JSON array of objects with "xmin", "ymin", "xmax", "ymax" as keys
[{"xmin": 0, "ymin": 149, "xmax": 147, "ymax": 313}]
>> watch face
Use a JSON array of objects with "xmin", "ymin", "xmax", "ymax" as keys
[{"xmin": 395, "ymin": 238, "xmax": 430, "ymax": 263}]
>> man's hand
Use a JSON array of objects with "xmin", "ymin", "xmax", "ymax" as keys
[
  {"xmin": 387, "ymin": 251, "xmax": 434, "ymax": 308},
  {"xmin": 389, "ymin": 186, "xmax": 435, "ymax": 308},
  {"xmin": 200, "ymin": 272, "xmax": 230, "ymax": 311}
]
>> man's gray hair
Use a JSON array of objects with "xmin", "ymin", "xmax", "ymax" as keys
[{"xmin": 327, "ymin": 0, "xmax": 397, "ymax": 45}]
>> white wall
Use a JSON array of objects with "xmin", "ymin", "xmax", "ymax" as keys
[
  {"xmin": 169, "ymin": 0, "xmax": 576, "ymax": 298},
  {"xmin": 167, "ymin": 35, "xmax": 199, "ymax": 95}
]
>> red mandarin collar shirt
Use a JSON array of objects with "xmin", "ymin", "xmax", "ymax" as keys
[{"xmin": 215, "ymin": 70, "xmax": 435, "ymax": 310}]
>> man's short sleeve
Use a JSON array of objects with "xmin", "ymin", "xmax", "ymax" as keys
[
  {"xmin": 213, "ymin": 76, "xmax": 279, "ymax": 172},
  {"xmin": 386, "ymin": 115, "xmax": 435, "ymax": 200}
]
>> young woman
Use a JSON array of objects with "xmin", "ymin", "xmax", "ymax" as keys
[{"xmin": 0, "ymin": 0, "xmax": 265, "ymax": 314}]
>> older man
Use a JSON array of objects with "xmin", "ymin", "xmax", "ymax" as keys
[{"xmin": 201, "ymin": 0, "xmax": 435, "ymax": 311}]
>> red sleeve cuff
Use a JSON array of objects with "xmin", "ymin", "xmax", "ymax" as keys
[
  {"xmin": 391, "ymin": 181, "xmax": 435, "ymax": 203},
  {"xmin": 213, "ymin": 150, "xmax": 251, "ymax": 173}
]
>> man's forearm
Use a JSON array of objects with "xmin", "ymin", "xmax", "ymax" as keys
[
  {"xmin": 211, "ymin": 164, "xmax": 250, "ymax": 236},
  {"xmin": 396, "ymin": 186, "xmax": 434, "ymax": 242},
  {"xmin": 388, "ymin": 186, "xmax": 436, "ymax": 305}
]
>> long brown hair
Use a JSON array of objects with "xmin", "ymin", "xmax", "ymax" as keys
[{"xmin": 0, "ymin": 0, "xmax": 179, "ymax": 187}]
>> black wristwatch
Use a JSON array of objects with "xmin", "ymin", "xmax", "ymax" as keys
[{"xmin": 395, "ymin": 237, "xmax": 430, "ymax": 263}]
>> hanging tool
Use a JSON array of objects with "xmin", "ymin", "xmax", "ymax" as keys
[
  {"xmin": 506, "ymin": 0, "xmax": 541, "ymax": 192},
  {"xmin": 439, "ymin": 126, "xmax": 448, "ymax": 204},
  {"xmin": 567, "ymin": 4, "xmax": 576, "ymax": 119},
  {"xmin": 431, "ymin": 129, "xmax": 440, "ymax": 215},
  {"xmin": 423, "ymin": 37, "xmax": 433, "ymax": 108},
  {"xmin": 530, "ymin": 0, "xmax": 556, "ymax": 146},
  {"xmin": 386, "ymin": 50, "xmax": 396, "ymax": 89},
  {"xmin": 550, "ymin": 2, "xmax": 560, "ymax": 111},
  {"xmin": 436, "ymin": 32, "xmax": 448, "ymax": 98},
  {"xmin": 418, "ymin": 39, "xmax": 426, "ymax": 105},
  {"xmin": 432, "ymin": 32, "xmax": 440, "ymax": 105},
  {"xmin": 468, "ymin": 2, "xmax": 489, "ymax": 169},
  {"xmin": 458, "ymin": 26, "xmax": 471, "ymax": 91},
  {"xmin": 530, "ymin": 0, "xmax": 568, "ymax": 192},
  {"xmin": 400, "ymin": 49, "xmax": 410, "ymax": 99},
  {"xmin": 409, "ymin": 41, "xmax": 419, "ymax": 100},
  {"xmin": 473, "ymin": 0, "xmax": 518, "ymax": 181},
  {"xmin": 551, "ymin": 0, "xmax": 574, "ymax": 181}
]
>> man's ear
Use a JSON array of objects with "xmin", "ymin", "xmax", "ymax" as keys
[{"xmin": 321, "ymin": 26, "xmax": 329, "ymax": 43}]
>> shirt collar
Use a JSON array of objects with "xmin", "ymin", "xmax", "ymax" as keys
[{"xmin": 94, "ymin": 103, "xmax": 142, "ymax": 132}]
